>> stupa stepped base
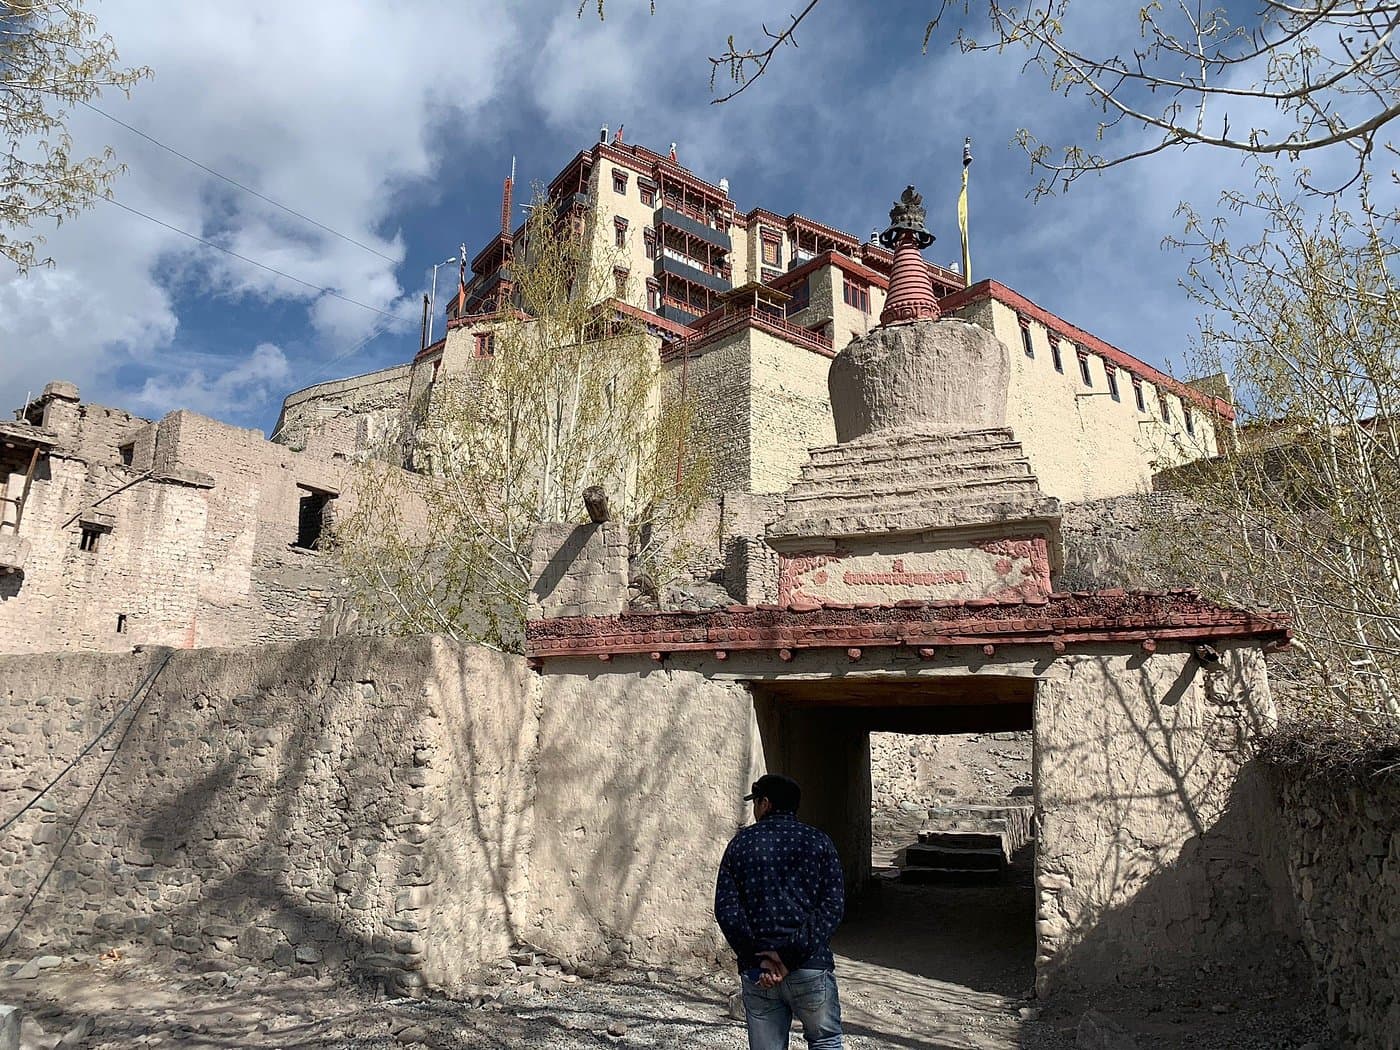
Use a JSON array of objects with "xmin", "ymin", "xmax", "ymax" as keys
[{"xmin": 772, "ymin": 426, "xmax": 1059, "ymax": 544}]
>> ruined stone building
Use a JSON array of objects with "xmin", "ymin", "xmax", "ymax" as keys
[{"xmin": 0, "ymin": 382, "xmax": 355, "ymax": 655}]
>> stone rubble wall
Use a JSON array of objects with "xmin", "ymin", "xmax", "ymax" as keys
[
  {"xmin": 0, "ymin": 457, "xmax": 211, "ymax": 654},
  {"xmin": 271, "ymin": 364, "xmax": 415, "ymax": 455},
  {"xmin": 0, "ymin": 637, "xmax": 537, "ymax": 997},
  {"xmin": 0, "ymin": 402, "xmax": 375, "ymax": 658},
  {"xmin": 1269, "ymin": 771, "xmax": 1400, "ymax": 1049},
  {"xmin": 870, "ymin": 730, "xmax": 1032, "ymax": 812}
]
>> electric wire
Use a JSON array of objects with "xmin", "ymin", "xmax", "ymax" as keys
[
  {"xmin": 0, "ymin": 650, "xmax": 173, "ymax": 837},
  {"xmin": 100, "ymin": 196, "xmax": 398, "ymax": 319},
  {"xmin": 80, "ymin": 100, "xmax": 399, "ymax": 264},
  {"xmin": 0, "ymin": 649, "xmax": 174, "ymax": 955}
]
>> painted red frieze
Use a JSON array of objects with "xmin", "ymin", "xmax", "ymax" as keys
[
  {"xmin": 779, "ymin": 536, "xmax": 1050, "ymax": 608},
  {"xmin": 975, "ymin": 536, "xmax": 1052, "ymax": 600},
  {"xmin": 525, "ymin": 590, "xmax": 1292, "ymax": 660}
]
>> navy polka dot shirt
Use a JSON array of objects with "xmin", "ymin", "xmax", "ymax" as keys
[{"xmin": 714, "ymin": 811, "xmax": 845, "ymax": 973}]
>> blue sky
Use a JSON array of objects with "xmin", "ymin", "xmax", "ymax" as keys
[{"xmin": 0, "ymin": 0, "xmax": 1339, "ymax": 436}]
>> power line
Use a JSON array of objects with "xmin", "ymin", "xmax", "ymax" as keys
[
  {"xmin": 0, "ymin": 649, "xmax": 173, "ymax": 955},
  {"xmin": 80, "ymin": 100, "xmax": 399, "ymax": 264},
  {"xmin": 101, "ymin": 195, "xmax": 398, "ymax": 319}
]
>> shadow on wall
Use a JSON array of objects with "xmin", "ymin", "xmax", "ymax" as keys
[
  {"xmin": 1033, "ymin": 647, "xmax": 1311, "ymax": 1001},
  {"xmin": 524, "ymin": 663, "xmax": 758, "ymax": 969},
  {"xmin": 0, "ymin": 636, "xmax": 537, "ymax": 998}
]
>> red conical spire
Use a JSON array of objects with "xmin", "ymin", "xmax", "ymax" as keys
[{"xmin": 877, "ymin": 185, "xmax": 939, "ymax": 327}]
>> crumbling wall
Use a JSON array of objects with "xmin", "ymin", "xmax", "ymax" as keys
[
  {"xmin": 272, "ymin": 364, "xmax": 414, "ymax": 454},
  {"xmin": 0, "ymin": 456, "xmax": 211, "ymax": 653},
  {"xmin": 1269, "ymin": 771, "xmax": 1400, "ymax": 1048},
  {"xmin": 528, "ymin": 522, "xmax": 628, "ymax": 620},
  {"xmin": 1034, "ymin": 643, "xmax": 1301, "ymax": 995},
  {"xmin": 0, "ymin": 637, "xmax": 537, "ymax": 996}
]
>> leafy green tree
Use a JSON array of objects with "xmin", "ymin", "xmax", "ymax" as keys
[{"xmin": 335, "ymin": 190, "xmax": 708, "ymax": 650}]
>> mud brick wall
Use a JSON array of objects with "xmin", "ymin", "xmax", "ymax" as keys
[
  {"xmin": 1270, "ymin": 772, "xmax": 1400, "ymax": 1049},
  {"xmin": 0, "ymin": 638, "xmax": 536, "ymax": 997},
  {"xmin": 272, "ymin": 364, "xmax": 414, "ymax": 454},
  {"xmin": 1033, "ymin": 644, "xmax": 1302, "ymax": 995},
  {"xmin": 528, "ymin": 522, "xmax": 628, "ymax": 620}
]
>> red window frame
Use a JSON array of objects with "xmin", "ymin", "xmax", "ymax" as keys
[{"xmin": 842, "ymin": 275, "xmax": 870, "ymax": 313}]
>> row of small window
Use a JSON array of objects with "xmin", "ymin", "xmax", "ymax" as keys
[
  {"xmin": 1018, "ymin": 319, "xmax": 1195, "ymax": 435},
  {"xmin": 614, "ymin": 218, "xmax": 660, "ymax": 259},
  {"xmin": 612, "ymin": 169, "xmax": 657, "ymax": 207}
]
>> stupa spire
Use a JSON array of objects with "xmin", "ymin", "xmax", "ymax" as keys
[{"xmin": 877, "ymin": 185, "xmax": 939, "ymax": 326}]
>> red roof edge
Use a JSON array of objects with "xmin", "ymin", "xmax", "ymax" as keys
[
  {"xmin": 607, "ymin": 298, "xmax": 694, "ymax": 339},
  {"xmin": 770, "ymin": 251, "xmax": 890, "ymax": 293},
  {"xmin": 941, "ymin": 281, "xmax": 1236, "ymax": 421}
]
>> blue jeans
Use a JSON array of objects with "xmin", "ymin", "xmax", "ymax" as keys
[{"xmin": 741, "ymin": 967, "xmax": 843, "ymax": 1049}]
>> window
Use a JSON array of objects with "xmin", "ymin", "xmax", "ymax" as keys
[
  {"xmin": 646, "ymin": 279, "xmax": 659, "ymax": 312},
  {"xmin": 640, "ymin": 184, "xmax": 655, "ymax": 207},
  {"xmin": 1019, "ymin": 320, "xmax": 1034, "ymax": 358},
  {"xmin": 1077, "ymin": 351, "xmax": 1093, "ymax": 387},
  {"xmin": 1184, "ymin": 407, "xmax": 1195, "ymax": 435},
  {"xmin": 115, "ymin": 613, "xmax": 127, "ymax": 635},
  {"xmin": 614, "ymin": 267, "xmax": 629, "ymax": 298},
  {"xmin": 643, "ymin": 228, "xmax": 657, "ymax": 260},
  {"xmin": 1133, "ymin": 378, "xmax": 1146, "ymax": 412},
  {"xmin": 612, "ymin": 169, "xmax": 628, "ymax": 194},
  {"xmin": 1051, "ymin": 341, "xmax": 1064, "ymax": 373},
  {"xmin": 1158, "ymin": 393, "xmax": 1171, "ymax": 421},
  {"xmin": 118, "ymin": 442, "xmax": 134, "ymax": 467},
  {"xmin": 614, "ymin": 217, "xmax": 628, "ymax": 248},
  {"xmin": 295, "ymin": 490, "xmax": 333, "ymax": 550},
  {"xmin": 761, "ymin": 233, "xmax": 781, "ymax": 268},
  {"xmin": 1106, "ymin": 366, "xmax": 1120, "ymax": 402},
  {"xmin": 474, "ymin": 332, "xmax": 495, "ymax": 357},
  {"xmin": 79, "ymin": 527, "xmax": 101, "ymax": 553},
  {"xmin": 787, "ymin": 277, "xmax": 811, "ymax": 315},
  {"xmin": 842, "ymin": 275, "xmax": 870, "ymax": 313}
]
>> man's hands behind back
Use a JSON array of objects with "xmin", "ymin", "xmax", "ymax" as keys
[{"xmin": 756, "ymin": 950, "xmax": 789, "ymax": 989}]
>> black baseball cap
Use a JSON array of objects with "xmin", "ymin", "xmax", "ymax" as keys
[{"xmin": 744, "ymin": 774, "xmax": 801, "ymax": 812}]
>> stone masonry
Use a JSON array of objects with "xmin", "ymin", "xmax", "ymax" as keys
[
  {"xmin": 1269, "ymin": 771, "xmax": 1400, "ymax": 1049},
  {"xmin": 0, "ymin": 637, "xmax": 537, "ymax": 997}
]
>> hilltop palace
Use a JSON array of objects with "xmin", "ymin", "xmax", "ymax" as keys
[{"xmin": 0, "ymin": 136, "xmax": 1231, "ymax": 655}]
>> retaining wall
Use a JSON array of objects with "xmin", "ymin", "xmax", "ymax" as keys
[{"xmin": 1271, "ymin": 770, "xmax": 1400, "ymax": 1049}]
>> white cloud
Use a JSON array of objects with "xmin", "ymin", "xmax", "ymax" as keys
[
  {"xmin": 135, "ymin": 342, "xmax": 290, "ymax": 418},
  {"xmin": 0, "ymin": 0, "xmax": 522, "ymax": 421}
]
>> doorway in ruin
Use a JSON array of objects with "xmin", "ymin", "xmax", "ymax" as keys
[{"xmin": 749, "ymin": 675, "xmax": 1037, "ymax": 998}]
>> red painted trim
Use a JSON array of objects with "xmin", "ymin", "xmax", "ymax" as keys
[
  {"xmin": 412, "ymin": 337, "xmax": 447, "ymax": 364},
  {"xmin": 941, "ymin": 280, "xmax": 1236, "ymax": 421},
  {"xmin": 606, "ymin": 298, "xmax": 694, "ymax": 339},
  {"xmin": 770, "ymin": 251, "xmax": 890, "ymax": 293},
  {"xmin": 445, "ymin": 307, "xmax": 529, "ymax": 332},
  {"xmin": 525, "ymin": 590, "xmax": 1290, "ymax": 659},
  {"xmin": 789, "ymin": 214, "xmax": 860, "ymax": 250},
  {"xmin": 662, "ymin": 307, "xmax": 835, "ymax": 362}
]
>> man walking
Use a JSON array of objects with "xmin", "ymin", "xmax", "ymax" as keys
[{"xmin": 714, "ymin": 773, "xmax": 845, "ymax": 1049}]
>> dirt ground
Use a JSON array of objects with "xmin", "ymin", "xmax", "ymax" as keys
[{"xmin": 0, "ymin": 875, "xmax": 1331, "ymax": 1050}]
